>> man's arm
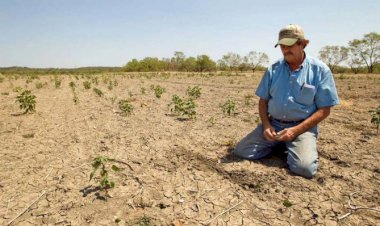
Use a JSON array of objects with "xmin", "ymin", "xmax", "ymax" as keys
[
  {"xmin": 276, "ymin": 106, "xmax": 331, "ymax": 142},
  {"xmin": 259, "ymin": 98, "xmax": 277, "ymax": 141}
]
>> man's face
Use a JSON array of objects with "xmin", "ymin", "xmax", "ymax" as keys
[{"xmin": 280, "ymin": 41, "xmax": 304, "ymax": 65}]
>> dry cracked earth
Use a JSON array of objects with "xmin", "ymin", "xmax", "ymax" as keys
[{"xmin": 0, "ymin": 72, "xmax": 379, "ymax": 225}]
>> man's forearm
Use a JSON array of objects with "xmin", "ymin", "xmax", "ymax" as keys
[
  {"xmin": 258, "ymin": 98, "xmax": 271, "ymax": 128},
  {"xmin": 292, "ymin": 106, "xmax": 331, "ymax": 136}
]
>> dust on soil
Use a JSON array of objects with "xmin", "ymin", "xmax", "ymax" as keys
[{"xmin": 0, "ymin": 72, "xmax": 379, "ymax": 225}]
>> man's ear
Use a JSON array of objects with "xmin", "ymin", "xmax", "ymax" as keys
[{"xmin": 303, "ymin": 40, "xmax": 310, "ymax": 49}]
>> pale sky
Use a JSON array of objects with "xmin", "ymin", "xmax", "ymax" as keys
[{"xmin": 1, "ymin": 0, "xmax": 379, "ymax": 68}]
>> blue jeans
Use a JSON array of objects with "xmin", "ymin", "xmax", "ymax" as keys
[{"xmin": 233, "ymin": 120, "xmax": 319, "ymax": 178}]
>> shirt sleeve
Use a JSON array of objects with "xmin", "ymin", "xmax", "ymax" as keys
[
  {"xmin": 315, "ymin": 68, "xmax": 340, "ymax": 108},
  {"xmin": 255, "ymin": 70, "xmax": 271, "ymax": 100}
]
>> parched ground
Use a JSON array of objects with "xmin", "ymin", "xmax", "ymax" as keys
[{"xmin": 0, "ymin": 72, "xmax": 379, "ymax": 226}]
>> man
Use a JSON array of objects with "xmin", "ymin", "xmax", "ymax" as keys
[{"xmin": 233, "ymin": 24, "xmax": 339, "ymax": 178}]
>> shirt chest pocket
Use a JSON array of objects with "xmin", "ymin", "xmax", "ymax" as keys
[{"xmin": 295, "ymin": 84, "xmax": 316, "ymax": 105}]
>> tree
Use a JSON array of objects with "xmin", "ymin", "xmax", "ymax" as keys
[
  {"xmin": 183, "ymin": 57, "xmax": 197, "ymax": 72},
  {"xmin": 124, "ymin": 59, "xmax": 141, "ymax": 72},
  {"xmin": 347, "ymin": 51, "xmax": 364, "ymax": 74},
  {"xmin": 196, "ymin": 55, "xmax": 216, "ymax": 72},
  {"xmin": 244, "ymin": 51, "xmax": 269, "ymax": 73},
  {"xmin": 220, "ymin": 52, "xmax": 242, "ymax": 71},
  {"xmin": 348, "ymin": 32, "xmax": 380, "ymax": 73},
  {"xmin": 171, "ymin": 51, "xmax": 186, "ymax": 71},
  {"xmin": 319, "ymin": 45, "xmax": 348, "ymax": 73},
  {"xmin": 139, "ymin": 57, "xmax": 165, "ymax": 71},
  {"xmin": 217, "ymin": 59, "xmax": 228, "ymax": 71}
]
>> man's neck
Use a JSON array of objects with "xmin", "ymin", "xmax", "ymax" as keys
[{"xmin": 288, "ymin": 52, "xmax": 305, "ymax": 71}]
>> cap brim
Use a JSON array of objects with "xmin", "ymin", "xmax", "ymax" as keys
[{"xmin": 274, "ymin": 38, "xmax": 298, "ymax": 48}]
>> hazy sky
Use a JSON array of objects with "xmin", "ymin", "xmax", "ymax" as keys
[{"xmin": 1, "ymin": 0, "xmax": 379, "ymax": 68}]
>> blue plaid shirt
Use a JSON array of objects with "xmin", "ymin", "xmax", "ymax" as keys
[{"xmin": 256, "ymin": 55, "xmax": 340, "ymax": 121}]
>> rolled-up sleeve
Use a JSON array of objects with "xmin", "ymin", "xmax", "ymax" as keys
[{"xmin": 255, "ymin": 70, "xmax": 271, "ymax": 100}]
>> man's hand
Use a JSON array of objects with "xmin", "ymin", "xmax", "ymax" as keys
[
  {"xmin": 263, "ymin": 126, "xmax": 277, "ymax": 141},
  {"xmin": 275, "ymin": 128, "xmax": 297, "ymax": 142}
]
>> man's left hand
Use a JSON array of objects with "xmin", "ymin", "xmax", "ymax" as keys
[{"xmin": 275, "ymin": 128, "xmax": 297, "ymax": 142}]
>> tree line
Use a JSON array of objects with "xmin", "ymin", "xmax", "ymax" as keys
[
  {"xmin": 319, "ymin": 32, "xmax": 380, "ymax": 73},
  {"xmin": 1, "ymin": 32, "xmax": 377, "ymax": 75},
  {"xmin": 124, "ymin": 31, "xmax": 379, "ymax": 74},
  {"xmin": 124, "ymin": 51, "xmax": 269, "ymax": 73}
]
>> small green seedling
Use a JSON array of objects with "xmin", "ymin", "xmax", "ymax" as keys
[
  {"xmin": 107, "ymin": 81, "xmax": 113, "ymax": 90},
  {"xmin": 119, "ymin": 99, "xmax": 134, "ymax": 116},
  {"xmin": 35, "ymin": 82, "xmax": 44, "ymax": 89},
  {"xmin": 186, "ymin": 86, "xmax": 202, "ymax": 99},
  {"xmin": 221, "ymin": 99, "xmax": 236, "ymax": 116},
  {"xmin": 16, "ymin": 90, "xmax": 36, "ymax": 114},
  {"xmin": 69, "ymin": 81, "xmax": 76, "ymax": 93},
  {"xmin": 93, "ymin": 88, "xmax": 104, "ymax": 97},
  {"xmin": 283, "ymin": 199, "xmax": 293, "ymax": 208},
  {"xmin": 73, "ymin": 94, "xmax": 79, "ymax": 104},
  {"xmin": 244, "ymin": 94, "xmax": 254, "ymax": 106},
  {"xmin": 152, "ymin": 85, "xmax": 165, "ymax": 98},
  {"xmin": 169, "ymin": 94, "xmax": 196, "ymax": 119},
  {"xmin": 89, "ymin": 156, "xmax": 123, "ymax": 193},
  {"xmin": 54, "ymin": 79, "xmax": 62, "ymax": 88},
  {"xmin": 13, "ymin": 86, "xmax": 22, "ymax": 92},
  {"xmin": 83, "ymin": 81, "xmax": 91, "ymax": 89},
  {"xmin": 369, "ymin": 105, "xmax": 380, "ymax": 134}
]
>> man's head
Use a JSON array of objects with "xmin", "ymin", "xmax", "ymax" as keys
[{"xmin": 275, "ymin": 24, "xmax": 309, "ymax": 68}]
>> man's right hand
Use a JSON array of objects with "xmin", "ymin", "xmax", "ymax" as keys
[{"xmin": 263, "ymin": 126, "xmax": 277, "ymax": 141}]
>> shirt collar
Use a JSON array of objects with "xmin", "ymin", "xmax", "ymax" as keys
[{"xmin": 283, "ymin": 52, "xmax": 307, "ymax": 72}]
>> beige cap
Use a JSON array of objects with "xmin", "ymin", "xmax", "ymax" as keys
[{"xmin": 275, "ymin": 24, "xmax": 305, "ymax": 47}]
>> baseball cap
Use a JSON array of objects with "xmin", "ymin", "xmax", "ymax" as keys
[{"xmin": 275, "ymin": 24, "xmax": 305, "ymax": 48}]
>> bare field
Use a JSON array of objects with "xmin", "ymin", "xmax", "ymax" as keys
[{"xmin": 0, "ymin": 72, "xmax": 379, "ymax": 225}]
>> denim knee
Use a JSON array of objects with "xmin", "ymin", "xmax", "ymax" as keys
[
  {"xmin": 233, "ymin": 142, "xmax": 256, "ymax": 159},
  {"xmin": 288, "ymin": 159, "xmax": 318, "ymax": 178}
]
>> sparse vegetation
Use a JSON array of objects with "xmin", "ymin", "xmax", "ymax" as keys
[
  {"xmin": 35, "ymin": 82, "xmax": 45, "ymax": 89},
  {"xmin": 16, "ymin": 90, "xmax": 36, "ymax": 114},
  {"xmin": 54, "ymin": 78, "xmax": 62, "ymax": 88},
  {"xmin": 22, "ymin": 133, "xmax": 35, "ymax": 138},
  {"xmin": 83, "ymin": 81, "xmax": 91, "ymax": 89},
  {"xmin": 93, "ymin": 87, "xmax": 104, "ymax": 97},
  {"xmin": 152, "ymin": 85, "xmax": 165, "ymax": 98},
  {"xmin": 69, "ymin": 81, "xmax": 76, "ymax": 90},
  {"xmin": 89, "ymin": 156, "xmax": 123, "ymax": 194},
  {"xmin": 119, "ymin": 99, "xmax": 134, "ymax": 116},
  {"xmin": 221, "ymin": 99, "xmax": 236, "ymax": 115},
  {"xmin": 168, "ymin": 94, "xmax": 196, "ymax": 119},
  {"xmin": 186, "ymin": 85, "xmax": 202, "ymax": 99},
  {"xmin": 244, "ymin": 94, "xmax": 254, "ymax": 106},
  {"xmin": 369, "ymin": 105, "xmax": 380, "ymax": 134},
  {"xmin": 283, "ymin": 199, "xmax": 293, "ymax": 208}
]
